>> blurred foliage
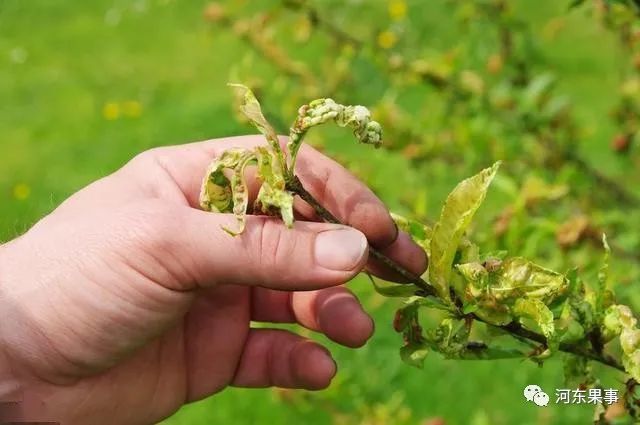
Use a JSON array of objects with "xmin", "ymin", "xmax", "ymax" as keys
[{"xmin": 2, "ymin": 0, "xmax": 640, "ymax": 424}]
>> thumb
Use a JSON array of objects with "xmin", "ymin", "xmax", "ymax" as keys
[{"xmin": 169, "ymin": 208, "xmax": 369, "ymax": 291}]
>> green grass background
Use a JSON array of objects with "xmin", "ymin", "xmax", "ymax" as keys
[{"xmin": 1, "ymin": 1, "xmax": 637, "ymax": 424}]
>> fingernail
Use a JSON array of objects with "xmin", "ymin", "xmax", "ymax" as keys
[{"xmin": 314, "ymin": 228, "xmax": 368, "ymax": 271}]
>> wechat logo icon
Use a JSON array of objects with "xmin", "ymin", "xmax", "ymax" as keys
[{"xmin": 524, "ymin": 384, "xmax": 549, "ymax": 407}]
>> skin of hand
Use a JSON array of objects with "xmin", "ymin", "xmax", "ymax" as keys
[{"xmin": 0, "ymin": 136, "xmax": 427, "ymax": 425}]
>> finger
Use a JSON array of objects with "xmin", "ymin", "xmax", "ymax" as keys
[
  {"xmin": 183, "ymin": 285, "xmax": 250, "ymax": 402},
  {"xmin": 292, "ymin": 143, "xmax": 398, "ymax": 248},
  {"xmin": 123, "ymin": 136, "xmax": 398, "ymax": 248},
  {"xmin": 124, "ymin": 136, "xmax": 428, "ymax": 282},
  {"xmin": 232, "ymin": 329, "xmax": 336, "ymax": 390},
  {"xmin": 365, "ymin": 231, "xmax": 429, "ymax": 282},
  {"xmin": 154, "ymin": 205, "xmax": 368, "ymax": 291},
  {"xmin": 251, "ymin": 286, "xmax": 374, "ymax": 348}
]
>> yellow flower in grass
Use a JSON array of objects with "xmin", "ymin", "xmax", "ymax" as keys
[
  {"xmin": 13, "ymin": 183, "xmax": 31, "ymax": 200},
  {"xmin": 103, "ymin": 102, "xmax": 120, "ymax": 120},
  {"xmin": 389, "ymin": 0, "xmax": 407, "ymax": 21},
  {"xmin": 377, "ymin": 30, "xmax": 398, "ymax": 49}
]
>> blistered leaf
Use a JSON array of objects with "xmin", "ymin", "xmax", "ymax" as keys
[
  {"xmin": 491, "ymin": 257, "xmax": 568, "ymax": 305},
  {"xmin": 288, "ymin": 98, "xmax": 383, "ymax": 168},
  {"xmin": 254, "ymin": 147, "xmax": 295, "ymax": 227},
  {"xmin": 621, "ymin": 329, "xmax": 640, "ymax": 382},
  {"xmin": 224, "ymin": 152, "xmax": 256, "ymax": 236},
  {"xmin": 199, "ymin": 148, "xmax": 258, "ymax": 236},
  {"xmin": 456, "ymin": 262, "xmax": 489, "ymax": 285},
  {"xmin": 228, "ymin": 83, "xmax": 284, "ymax": 162},
  {"xmin": 513, "ymin": 298, "xmax": 557, "ymax": 349},
  {"xmin": 429, "ymin": 162, "xmax": 500, "ymax": 299},
  {"xmin": 474, "ymin": 300, "xmax": 512, "ymax": 326},
  {"xmin": 603, "ymin": 305, "xmax": 638, "ymax": 341},
  {"xmin": 200, "ymin": 161, "xmax": 232, "ymax": 213},
  {"xmin": 601, "ymin": 304, "xmax": 640, "ymax": 381}
]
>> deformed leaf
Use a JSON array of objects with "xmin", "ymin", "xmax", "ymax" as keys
[
  {"xmin": 621, "ymin": 328, "xmax": 640, "ymax": 382},
  {"xmin": 602, "ymin": 304, "xmax": 640, "ymax": 381},
  {"xmin": 492, "ymin": 257, "xmax": 569, "ymax": 305},
  {"xmin": 254, "ymin": 147, "xmax": 295, "ymax": 227},
  {"xmin": 228, "ymin": 83, "xmax": 284, "ymax": 164},
  {"xmin": 602, "ymin": 304, "xmax": 637, "ymax": 342},
  {"xmin": 429, "ymin": 162, "xmax": 500, "ymax": 299},
  {"xmin": 224, "ymin": 152, "xmax": 255, "ymax": 236},
  {"xmin": 288, "ymin": 98, "xmax": 383, "ymax": 168},
  {"xmin": 513, "ymin": 298, "xmax": 557, "ymax": 349},
  {"xmin": 200, "ymin": 163, "xmax": 233, "ymax": 213},
  {"xmin": 200, "ymin": 148, "xmax": 258, "ymax": 236},
  {"xmin": 200, "ymin": 148, "xmax": 255, "ymax": 213}
]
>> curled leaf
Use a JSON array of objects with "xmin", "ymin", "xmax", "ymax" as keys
[
  {"xmin": 429, "ymin": 162, "xmax": 500, "ymax": 299},
  {"xmin": 601, "ymin": 304, "xmax": 640, "ymax": 381},
  {"xmin": 254, "ymin": 147, "xmax": 295, "ymax": 227},
  {"xmin": 225, "ymin": 152, "xmax": 255, "ymax": 236},
  {"xmin": 513, "ymin": 298, "xmax": 557, "ymax": 350},
  {"xmin": 200, "ymin": 148, "xmax": 257, "ymax": 236},
  {"xmin": 492, "ymin": 257, "xmax": 569, "ymax": 304},
  {"xmin": 200, "ymin": 149, "xmax": 254, "ymax": 212},
  {"xmin": 288, "ymin": 98, "xmax": 383, "ymax": 168},
  {"xmin": 228, "ymin": 83, "xmax": 285, "ymax": 168}
]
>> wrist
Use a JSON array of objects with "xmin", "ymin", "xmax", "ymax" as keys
[{"xmin": 0, "ymin": 241, "xmax": 24, "ymax": 419}]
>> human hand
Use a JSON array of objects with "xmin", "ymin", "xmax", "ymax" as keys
[{"xmin": 0, "ymin": 136, "xmax": 427, "ymax": 424}]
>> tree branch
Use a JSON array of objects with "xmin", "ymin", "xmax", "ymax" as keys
[{"xmin": 286, "ymin": 172, "xmax": 626, "ymax": 374}]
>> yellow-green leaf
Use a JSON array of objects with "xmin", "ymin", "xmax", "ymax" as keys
[
  {"xmin": 429, "ymin": 162, "xmax": 500, "ymax": 299},
  {"xmin": 228, "ymin": 83, "xmax": 283, "ymax": 161},
  {"xmin": 513, "ymin": 298, "xmax": 557, "ymax": 350}
]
